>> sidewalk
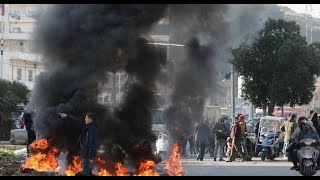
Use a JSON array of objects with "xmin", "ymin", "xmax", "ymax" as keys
[{"xmin": 0, "ymin": 144, "xmax": 25, "ymax": 150}]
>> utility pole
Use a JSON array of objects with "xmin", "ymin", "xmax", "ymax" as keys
[
  {"xmin": 231, "ymin": 65, "xmax": 235, "ymax": 119},
  {"xmin": 111, "ymin": 50, "xmax": 118, "ymax": 110},
  {"xmin": 0, "ymin": 4, "xmax": 4, "ymax": 79}
]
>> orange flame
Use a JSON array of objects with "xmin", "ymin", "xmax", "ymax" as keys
[
  {"xmin": 64, "ymin": 155, "xmax": 82, "ymax": 176},
  {"xmin": 135, "ymin": 160, "xmax": 159, "ymax": 176},
  {"xmin": 165, "ymin": 142, "xmax": 183, "ymax": 176},
  {"xmin": 115, "ymin": 162, "xmax": 129, "ymax": 176},
  {"xmin": 98, "ymin": 169, "xmax": 113, "ymax": 176},
  {"xmin": 21, "ymin": 139, "xmax": 60, "ymax": 172},
  {"xmin": 21, "ymin": 140, "xmax": 162, "ymax": 176},
  {"xmin": 97, "ymin": 155, "xmax": 112, "ymax": 176}
]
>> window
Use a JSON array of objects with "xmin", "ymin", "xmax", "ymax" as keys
[
  {"xmin": 28, "ymin": 69, "xmax": 33, "ymax": 82},
  {"xmin": 17, "ymin": 68, "xmax": 22, "ymax": 80}
]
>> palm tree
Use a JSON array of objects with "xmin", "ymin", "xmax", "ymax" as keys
[{"xmin": 0, "ymin": 80, "xmax": 29, "ymax": 140}]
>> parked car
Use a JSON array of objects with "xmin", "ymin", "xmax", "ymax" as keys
[{"xmin": 10, "ymin": 127, "xmax": 28, "ymax": 145}]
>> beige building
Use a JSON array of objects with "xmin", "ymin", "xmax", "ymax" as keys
[{"xmin": 1, "ymin": 4, "xmax": 45, "ymax": 90}]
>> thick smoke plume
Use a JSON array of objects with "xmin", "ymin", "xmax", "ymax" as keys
[
  {"xmin": 164, "ymin": 5, "xmax": 229, "ymax": 141},
  {"xmin": 29, "ymin": 4, "xmax": 167, "ymax": 170},
  {"xmin": 164, "ymin": 4, "xmax": 270, "ymax": 141}
]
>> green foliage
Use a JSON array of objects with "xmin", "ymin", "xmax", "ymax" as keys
[
  {"xmin": 0, "ymin": 148, "xmax": 23, "ymax": 163},
  {"xmin": 0, "ymin": 80, "xmax": 29, "ymax": 140},
  {"xmin": 231, "ymin": 18, "xmax": 320, "ymax": 114}
]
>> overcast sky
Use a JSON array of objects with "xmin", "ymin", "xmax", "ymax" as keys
[{"xmin": 278, "ymin": 4, "xmax": 320, "ymax": 18}]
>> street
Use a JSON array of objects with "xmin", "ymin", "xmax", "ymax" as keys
[{"xmin": 177, "ymin": 155, "xmax": 320, "ymax": 176}]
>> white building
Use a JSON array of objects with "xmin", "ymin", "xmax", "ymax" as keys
[{"xmin": 0, "ymin": 4, "xmax": 45, "ymax": 90}]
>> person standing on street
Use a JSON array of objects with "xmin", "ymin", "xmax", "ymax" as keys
[
  {"xmin": 238, "ymin": 115, "xmax": 248, "ymax": 160},
  {"xmin": 280, "ymin": 114, "xmax": 297, "ymax": 159},
  {"xmin": 59, "ymin": 112, "xmax": 98, "ymax": 176},
  {"xmin": 212, "ymin": 118, "xmax": 227, "ymax": 161},
  {"xmin": 194, "ymin": 119, "xmax": 210, "ymax": 161},
  {"xmin": 310, "ymin": 110, "xmax": 320, "ymax": 137},
  {"xmin": 24, "ymin": 111, "xmax": 36, "ymax": 155}
]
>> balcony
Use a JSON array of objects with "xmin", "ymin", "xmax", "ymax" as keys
[
  {"xmin": 4, "ymin": 32, "xmax": 32, "ymax": 40},
  {"xmin": 10, "ymin": 27, "xmax": 34, "ymax": 34},
  {"xmin": 4, "ymin": 51, "xmax": 42, "ymax": 62},
  {"xmin": 9, "ymin": 11, "xmax": 40, "ymax": 23}
]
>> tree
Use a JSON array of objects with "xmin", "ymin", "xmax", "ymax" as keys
[
  {"xmin": 0, "ymin": 80, "xmax": 29, "ymax": 140},
  {"xmin": 231, "ymin": 18, "xmax": 320, "ymax": 115}
]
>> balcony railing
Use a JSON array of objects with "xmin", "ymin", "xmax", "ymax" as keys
[
  {"xmin": 9, "ymin": 27, "xmax": 34, "ymax": 34},
  {"xmin": 9, "ymin": 11, "xmax": 40, "ymax": 21}
]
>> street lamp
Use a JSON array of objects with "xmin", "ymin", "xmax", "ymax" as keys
[{"xmin": 147, "ymin": 42, "xmax": 185, "ymax": 47}]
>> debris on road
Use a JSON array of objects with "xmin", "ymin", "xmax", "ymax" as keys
[
  {"xmin": 0, "ymin": 148, "xmax": 24, "ymax": 176},
  {"xmin": 14, "ymin": 148, "xmax": 27, "ymax": 160}
]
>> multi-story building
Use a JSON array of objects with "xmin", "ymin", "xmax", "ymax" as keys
[{"xmin": 1, "ymin": 4, "xmax": 45, "ymax": 90}]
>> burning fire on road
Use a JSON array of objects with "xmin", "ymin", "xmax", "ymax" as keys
[
  {"xmin": 20, "ymin": 139, "xmax": 59, "ymax": 172},
  {"xmin": 20, "ymin": 138, "xmax": 183, "ymax": 176},
  {"xmin": 165, "ymin": 142, "xmax": 183, "ymax": 176}
]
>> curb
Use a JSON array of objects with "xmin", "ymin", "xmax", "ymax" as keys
[{"xmin": 0, "ymin": 145, "xmax": 25, "ymax": 150}]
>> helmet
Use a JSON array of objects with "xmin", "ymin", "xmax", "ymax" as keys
[{"xmin": 305, "ymin": 120, "xmax": 313, "ymax": 127}]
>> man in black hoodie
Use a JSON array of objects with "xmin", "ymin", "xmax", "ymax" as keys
[
  {"xmin": 24, "ymin": 111, "xmax": 36, "ymax": 155},
  {"xmin": 59, "ymin": 112, "xmax": 98, "ymax": 176}
]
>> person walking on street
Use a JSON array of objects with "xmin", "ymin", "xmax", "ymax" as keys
[
  {"xmin": 226, "ymin": 117, "xmax": 245, "ymax": 162},
  {"xmin": 194, "ymin": 119, "xmax": 210, "ymax": 161},
  {"xmin": 59, "ymin": 112, "xmax": 98, "ymax": 176}
]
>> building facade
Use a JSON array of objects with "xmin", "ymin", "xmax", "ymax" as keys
[{"xmin": 1, "ymin": 4, "xmax": 45, "ymax": 90}]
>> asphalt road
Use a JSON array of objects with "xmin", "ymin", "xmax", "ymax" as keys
[{"xmin": 178, "ymin": 155, "xmax": 320, "ymax": 176}]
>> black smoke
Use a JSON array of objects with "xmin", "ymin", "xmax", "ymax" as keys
[
  {"xmin": 28, "ymin": 4, "xmax": 167, "ymax": 171},
  {"xmin": 114, "ymin": 38, "xmax": 167, "ymax": 167},
  {"xmin": 164, "ymin": 5, "xmax": 230, "ymax": 141},
  {"xmin": 164, "ymin": 4, "xmax": 269, "ymax": 142}
]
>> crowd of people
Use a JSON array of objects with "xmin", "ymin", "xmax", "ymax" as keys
[
  {"xmin": 182, "ymin": 110, "xmax": 320, "ymax": 168},
  {"xmin": 181, "ymin": 114, "xmax": 254, "ymax": 162}
]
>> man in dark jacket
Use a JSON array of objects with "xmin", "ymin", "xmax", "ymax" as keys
[
  {"xmin": 24, "ymin": 112, "xmax": 36, "ymax": 155},
  {"xmin": 212, "ymin": 118, "xmax": 227, "ymax": 161},
  {"xmin": 59, "ymin": 112, "xmax": 98, "ymax": 176},
  {"xmin": 310, "ymin": 111, "xmax": 320, "ymax": 137},
  {"xmin": 194, "ymin": 120, "xmax": 210, "ymax": 161}
]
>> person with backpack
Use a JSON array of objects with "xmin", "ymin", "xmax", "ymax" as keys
[{"xmin": 226, "ymin": 116, "xmax": 245, "ymax": 162}]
